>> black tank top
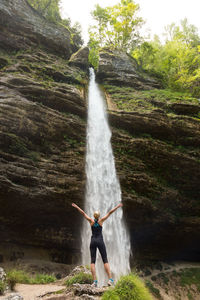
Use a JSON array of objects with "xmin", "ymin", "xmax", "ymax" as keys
[{"xmin": 91, "ymin": 219, "xmax": 103, "ymax": 238}]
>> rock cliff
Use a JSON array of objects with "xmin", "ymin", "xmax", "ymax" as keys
[
  {"xmin": 0, "ymin": 0, "xmax": 88, "ymax": 264},
  {"xmin": 0, "ymin": 0, "xmax": 200, "ymax": 270},
  {"xmin": 0, "ymin": 0, "xmax": 82, "ymax": 57},
  {"xmin": 97, "ymin": 48, "xmax": 200, "ymax": 262}
]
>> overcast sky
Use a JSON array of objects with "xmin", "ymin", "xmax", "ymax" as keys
[{"xmin": 60, "ymin": 0, "xmax": 200, "ymax": 44}]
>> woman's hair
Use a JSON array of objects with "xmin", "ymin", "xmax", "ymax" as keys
[{"xmin": 93, "ymin": 211, "xmax": 100, "ymax": 219}]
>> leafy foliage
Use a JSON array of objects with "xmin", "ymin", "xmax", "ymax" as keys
[
  {"xmin": 88, "ymin": 0, "xmax": 143, "ymax": 68},
  {"xmin": 102, "ymin": 274, "xmax": 153, "ymax": 300},
  {"xmin": 27, "ymin": 0, "xmax": 61, "ymax": 22},
  {"xmin": 132, "ymin": 18, "xmax": 200, "ymax": 96}
]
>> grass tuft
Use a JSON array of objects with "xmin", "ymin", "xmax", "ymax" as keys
[
  {"xmin": 0, "ymin": 281, "xmax": 6, "ymax": 295},
  {"xmin": 6, "ymin": 269, "xmax": 56, "ymax": 290},
  {"xmin": 65, "ymin": 272, "xmax": 93, "ymax": 286},
  {"xmin": 102, "ymin": 274, "xmax": 153, "ymax": 300}
]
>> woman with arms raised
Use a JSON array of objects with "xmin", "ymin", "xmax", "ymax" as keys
[{"xmin": 72, "ymin": 202, "xmax": 123, "ymax": 287}]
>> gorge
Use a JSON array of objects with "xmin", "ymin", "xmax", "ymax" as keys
[{"xmin": 0, "ymin": 0, "xmax": 200, "ymax": 295}]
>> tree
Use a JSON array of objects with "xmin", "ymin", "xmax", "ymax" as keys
[
  {"xmin": 27, "ymin": 0, "xmax": 61, "ymax": 22},
  {"xmin": 88, "ymin": 0, "xmax": 143, "ymax": 68},
  {"xmin": 132, "ymin": 19, "xmax": 200, "ymax": 96},
  {"xmin": 89, "ymin": 0, "xmax": 143, "ymax": 51}
]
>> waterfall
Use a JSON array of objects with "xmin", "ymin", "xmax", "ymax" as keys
[{"xmin": 82, "ymin": 68, "xmax": 131, "ymax": 286}]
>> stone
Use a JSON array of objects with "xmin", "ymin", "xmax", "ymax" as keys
[
  {"xmin": 4, "ymin": 293, "xmax": 23, "ymax": 300},
  {"xmin": 0, "ymin": 57, "xmax": 9, "ymax": 69},
  {"xmin": 0, "ymin": 48, "xmax": 87, "ymax": 264},
  {"xmin": 0, "ymin": 267, "xmax": 6, "ymax": 282},
  {"xmin": 0, "ymin": 1, "xmax": 200, "ymax": 268},
  {"xmin": 69, "ymin": 47, "xmax": 90, "ymax": 71},
  {"xmin": 73, "ymin": 284, "xmax": 106, "ymax": 296},
  {"xmin": 168, "ymin": 102, "xmax": 200, "ymax": 115},
  {"xmin": 0, "ymin": 0, "xmax": 82, "ymax": 57},
  {"xmin": 96, "ymin": 48, "xmax": 161, "ymax": 89}
]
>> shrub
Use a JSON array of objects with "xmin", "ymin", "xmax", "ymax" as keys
[
  {"xmin": 0, "ymin": 281, "xmax": 6, "ymax": 295},
  {"xmin": 65, "ymin": 272, "xmax": 93, "ymax": 286},
  {"xmin": 7, "ymin": 270, "xmax": 29, "ymax": 290},
  {"xmin": 102, "ymin": 274, "xmax": 153, "ymax": 300}
]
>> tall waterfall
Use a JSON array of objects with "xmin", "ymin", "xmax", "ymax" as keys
[{"xmin": 82, "ymin": 68, "xmax": 131, "ymax": 286}]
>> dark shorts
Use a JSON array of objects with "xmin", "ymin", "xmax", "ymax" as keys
[{"xmin": 90, "ymin": 237, "xmax": 108, "ymax": 264}]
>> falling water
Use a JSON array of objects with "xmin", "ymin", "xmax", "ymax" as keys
[{"xmin": 82, "ymin": 68, "xmax": 131, "ymax": 286}]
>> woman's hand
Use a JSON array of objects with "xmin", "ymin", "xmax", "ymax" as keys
[
  {"xmin": 118, "ymin": 202, "xmax": 123, "ymax": 208},
  {"xmin": 72, "ymin": 203, "xmax": 78, "ymax": 208}
]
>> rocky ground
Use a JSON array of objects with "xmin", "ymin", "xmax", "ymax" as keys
[{"xmin": 1, "ymin": 263, "xmax": 200, "ymax": 300}]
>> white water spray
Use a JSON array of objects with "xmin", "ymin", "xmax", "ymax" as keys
[{"xmin": 82, "ymin": 68, "xmax": 130, "ymax": 286}]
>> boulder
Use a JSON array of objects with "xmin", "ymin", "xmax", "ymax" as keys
[
  {"xmin": 0, "ymin": 267, "xmax": 6, "ymax": 282},
  {"xmin": 4, "ymin": 293, "xmax": 23, "ymax": 300},
  {"xmin": 69, "ymin": 47, "xmax": 89, "ymax": 71},
  {"xmin": 96, "ymin": 48, "xmax": 161, "ymax": 89}
]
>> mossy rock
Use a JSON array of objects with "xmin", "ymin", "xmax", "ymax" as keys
[{"xmin": 0, "ymin": 57, "xmax": 9, "ymax": 69}]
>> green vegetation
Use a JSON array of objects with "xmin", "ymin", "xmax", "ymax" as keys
[
  {"xmin": 102, "ymin": 274, "xmax": 153, "ymax": 300},
  {"xmin": 7, "ymin": 269, "xmax": 56, "ymax": 290},
  {"xmin": 7, "ymin": 133, "xmax": 29, "ymax": 157},
  {"xmin": 27, "ymin": 0, "xmax": 83, "ymax": 47},
  {"xmin": 132, "ymin": 19, "xmax": 200, "ymax": 97},
  {"xmin": 104, "ymin": 84, "xmax": 199, "ymax": 115},
  {"xmin": 179, "ymin": 268, "xmax": 200, "ymax": 291},
  {"xmin": 65, "ymin": 272, "xmax": 93, "ymax": 286},
  {"xmin": 0, "ymin": 281, "xmax": 6, "ymax": 295},
  {"xmin": 27, "ymin": 0, "xmax": 61, "ymax": 22},
  {"xmin": 145, "ymin": 280, "xmax": 162, "ymax": 299},
  {"xmin": 88, "ymin": 0, "xmax": 143, "ymax": 68},
  {"xmin": 88, "ymin": 0, "xmax": 200, "ymax": 96}
]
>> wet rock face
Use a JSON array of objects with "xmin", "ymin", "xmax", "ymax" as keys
[
  {"xmin": 0, "ymin": 0, "xmax": 81, "ymax": 57},
  {"xmin": 0, "ymin": 48, "xmax": 88, "ymax": 264},
  {"xmin": 69, "ymin": 47, "xmax": 90, "ymax": 71},
  {"xmin": 96, "ymin": 48, "xmax": 161, "ymax": 89},
  {"xmin": 108, "ymin": 107, "xmax": 200, "ymax": 262}
]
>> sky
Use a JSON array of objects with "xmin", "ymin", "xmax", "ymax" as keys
[{"xmin": 60, "ymin": 0, "xmax": 200, "ymax": 44}]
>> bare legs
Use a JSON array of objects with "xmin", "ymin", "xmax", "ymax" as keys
[
  {"xmin": 90, "ymin": 263, "xmax": 97, "ymax": 280},
  {"xmin": 90, "ymin": 262, "xmax": 112, "ymax": 281},
  {"xmin": 104, "ymin": 262, "xmax": 112, "ymax": 279}
]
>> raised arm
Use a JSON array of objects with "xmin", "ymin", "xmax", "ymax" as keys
[
  {"xmin": 99, "ymin": 203, "xmax": 123, "ymax": 224},
  {"xmin": 72, "ymin": 203, "xmax": 93, "ymax": 224}
]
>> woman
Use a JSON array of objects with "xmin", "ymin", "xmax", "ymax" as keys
[{"xmin": 72, "ymin": 202, "xmax": 123, "ymax": 287}]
